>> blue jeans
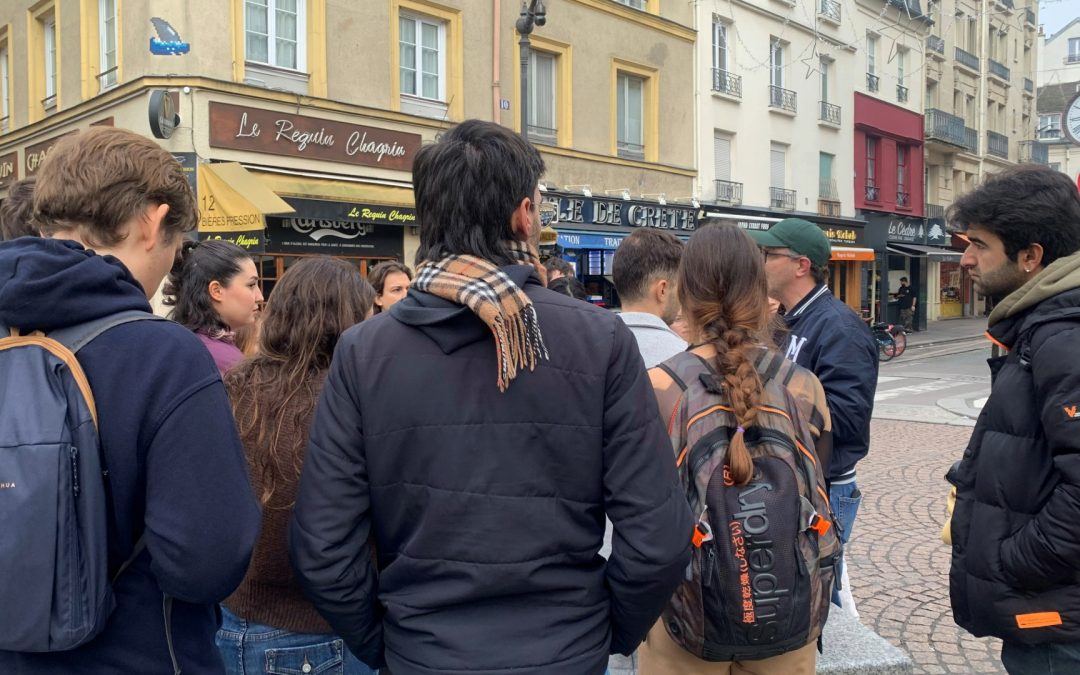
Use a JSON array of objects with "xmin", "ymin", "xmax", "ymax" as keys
[
  {"xmin": 1001, "ymin": 641, "xmax": 1080, "ymax": 674},
  {"xmin": 216, "ymin": 606, "xmax": 376, "ymax": 675},
  {"xmin": 829, "ymin": 481, "xmax": 862, "ymax": 607}
]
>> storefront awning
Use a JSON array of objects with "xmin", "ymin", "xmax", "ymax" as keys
[
  {"xmin": 831, "ymin": 247, "xmax": 876, "ymax": 262},
  {"xmin": 556, "ymin": 229, "xmax": 625, "ymax": 250},
  {"xmin": 888, "ymin": 243, "xmax": 962, "ymax": 261},
  {"xmin": 197, "ymin": 162, "xmax": 294, "ymax": 233},
  {"xmin": 252, "ymin": 170, "xmax": 415, "ymax": 207}
]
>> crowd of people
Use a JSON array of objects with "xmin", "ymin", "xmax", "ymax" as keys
[{"xmin": 0, "ymin": 121, "xmax": 1078, "ymax": 675}]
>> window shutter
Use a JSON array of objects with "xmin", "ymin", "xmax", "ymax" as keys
[
  {"xmin": 714, "ymin": 133, "xmax": 731, "ymax": 182},
  {"xmin": 770, "ymin": 144, "xmax": 785, "ymax": 189}
]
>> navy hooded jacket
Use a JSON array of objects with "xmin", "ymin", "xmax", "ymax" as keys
[
  {"xmin": 0, "ymin": 238, "xmax": 261, "ymax": 674},
  {"xmin": 781, "ymin": 284, "xmax": 878, "ymax": 481},
  {"xmin": 289, "ymin": 265, "xmax": 694, "ymax": 675}
]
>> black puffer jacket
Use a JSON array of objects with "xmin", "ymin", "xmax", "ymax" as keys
[
  {"xmin": 289, "ymin": 265, "xmax": 693, "ymax": 675},
  {"xmin": 949, "ymin": 251, "xmax": 1080, "ymax": 644}
]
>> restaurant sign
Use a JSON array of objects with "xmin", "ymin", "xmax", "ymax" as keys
[
  {"xmin": 268, "ymin": 217, "xmax": 403, "ymax": 256},
  {"xmin": 715, "ymin": 213, "xmax": 865, "ymax": 247},
  {"xmin": 884, "ymin": 216, "xmax": 948, "ymax": 247},
  {"xmin": 24, "ymin": 131, "xmax": 77, "ymax": 174},
  {"xmin": 209, "ymin": 102, "xmax": 422, "ymax": 172},
  {"xmin": 0, "ymin": 152, "xmax": 18, "ymax": 191},
  {"xmin": 544, "ymin": 194, "xmax": 698, "ymax": 231},
  {"xmin": 284, "ymin": 198, "xmax": 416, "ymax": 227},
  {"xmin": 199, "ymin": 230, "xmax": 265, "ymax": 252}
]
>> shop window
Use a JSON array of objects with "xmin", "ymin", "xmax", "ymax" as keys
[
  {"xmin": 99, "ymin": 0, "xmax": 118, "ymax": 90},
  {"xmin": 256, "ymin": 253, "xmax": 394, "ymax": 298}
]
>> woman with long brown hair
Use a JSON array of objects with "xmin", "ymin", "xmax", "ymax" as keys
[
  {"xmin": 640, "ymin": 222, "xmax": 834, "ymax": 675},
  {"xmin": 216, "ymin": 256, "xmax": 376, "ymax": 675}
]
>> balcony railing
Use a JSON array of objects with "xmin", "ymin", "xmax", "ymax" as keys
[
  {"xmin": 819, "ymin": 0, "xmax": 841, "ymax": 23},
  {"xmin": 1039, "ymin": 127, "xmax": 1062, "ymax": 140},
  {"xmin": 714, "ymin": 179, "xmax": 743, "ymax": 205},
  {"xmin": 1066, "ymin": 55, "xmax": 1080, "ymax": 65},
  {"xmin": 1025, "ymin": 78, "xmax": 1034, "ymax": 93},
  {"xmin": 897, "ymin": 191, "xmax": 911, "ymax": 208},
  {"xmin": 770, "ymin": 187, "xmax": 796, "ymax": 210},
  {"xmin": 712, "ymin": 68, "xmax": 743, "ymax": 98},
  {"xmin": 925, "ymin": 203, "xmax": 946, "ymax": 221},
  {"xmin": 818, "ymin": 200, "xmax": 841, "ymax": 217},
  {"xmin": 865, "ymin": 184, "xmax": 880, "ymax": 202},
  {"xmin": 819, "ymin": 101, "xmax": 841, "ymax": 125},
  {"xmin": 867, "ymin": 73, "xmax": 879, "ymax": 92},
  {"xmin": 989, "ymin": 59, "xmax": 1010, "ymax": 81},
  {"xmin": 925, "ymin": 108, "xmax": 967, "ymax": 146},
  {"xmin": 963, "ymin": 127, "xmax": 978, "ymax": 154},
  {"xmin": 1019, "ymin": 140, "xmax": 1049, "ymax": 164},
  {"xmin": 1026, "ymin": 8, "xmax": 1036, "ymax": 26},
  {"xmin": 897, "ymin": 85, "xmax": 909, "ymax": 103},
  {"xmin": 987, "ymin": 131, "xmax": 1009, "ymax": 159},
  {"xmin": 955, "ymin": 46, "xmax": 979, "ymax": 71},
  {"xmin": 769, "ymin": 85, "xmax": 797, "ymax": 113},
  {"xmin": 617, "ymin": 141, "xmax": 645, "ymax": 160},
  {"xmin": 819, "ymin": 177, "xmax": 839, "ymax": 200},
  {"xmin": 927, "ymin": 35, "xmax": 945, "ymax": 55}
]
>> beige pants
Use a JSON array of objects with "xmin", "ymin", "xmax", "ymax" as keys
[{"xmin": 637, "ymin": 620, "xmax": 817, "ymax": 675}]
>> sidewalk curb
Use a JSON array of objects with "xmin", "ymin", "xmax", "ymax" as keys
[{"xmin": 905, "ymin": 334, "xmax": 986, "ymax": 350}]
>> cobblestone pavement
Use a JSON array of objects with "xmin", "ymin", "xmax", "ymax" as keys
[{"xmin": 848, "ymin": 419, "xmax": 1005, "ymax": 675}]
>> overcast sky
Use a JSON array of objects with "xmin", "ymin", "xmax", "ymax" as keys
[{"xmin": 1039, "ymin": 0, "xmax": 1077, "ymax": 37}]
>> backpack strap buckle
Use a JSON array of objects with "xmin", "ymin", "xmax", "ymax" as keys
[
  {"xmin": 810, "ymin": 514, "xmax": 832, "ymax": 536},
  {"xmin": 692, "ymin": 519, "xmax": 714, "ymax": 548}
]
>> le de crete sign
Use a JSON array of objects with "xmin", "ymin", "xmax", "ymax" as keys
[
  {"xmin": 209, "ymin": 102, "xmax": 421, "ymax": 172},
  {"xmin": 544, "ymin": 194, "xmax": 698, "ymax": 231}
]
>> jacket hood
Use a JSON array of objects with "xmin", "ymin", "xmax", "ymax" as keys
[
  {"xmin": 388, "ymin": 264, "xmax": 540, "ymax": 355},
  {"xmin": 989, "ymin": 250, "xmax": 1080, "ymax": 327},
  {"xmin": 987, "ymin": 250, "xmax": 1080, "ymax": 347},
  {"xmin": 0, "ymin": 238, "xmax": 151, "ymax": 333}
]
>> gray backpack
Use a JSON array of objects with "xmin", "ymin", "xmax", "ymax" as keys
[{"xmin": 0, "ymin": 311, "xmax": 161, "ymax": 653}]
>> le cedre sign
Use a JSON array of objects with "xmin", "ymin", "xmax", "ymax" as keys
[{"xmin": 208, "ymin": 102, "xmax": 421, "ymax": 172}]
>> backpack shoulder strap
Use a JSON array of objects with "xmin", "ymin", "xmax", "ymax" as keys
[
  {"xmin": 655, "ymin": 351, "xmax": 712, "ymax": 393},
  {"xmin": 48, "ymin": 310, "xmax": 165, "ymax": 354}
]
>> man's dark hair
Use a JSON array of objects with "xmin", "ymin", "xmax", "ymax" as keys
[
  {"xmin": 612, "ymin": 229, "xmax": 684, "ymax": 303},
  {"xmin": 544, "ymin": 257, "xmax": 574, "ymax": 277},
  {"xmin": 413, "ymin": 120, "xmax": 545, "ymax": 266},
  {"xmin": 0, "ymin": 177, "xmax": 38, "ymax": 240},
  {"xmin": 949, "ymin": 164, "xmax": 1080, "ymax": 266},
  {"xmin": 810, "ymin": 263, "xmax": 828, "ymax": 285},
  {"xmin": 900, "ymin": 276, "xmax": 908, "ymax": 283}
]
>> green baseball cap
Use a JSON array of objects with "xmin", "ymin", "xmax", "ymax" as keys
[{"xmin": 747, "ymin": 218, "xmax": 832, "ymax": 267}]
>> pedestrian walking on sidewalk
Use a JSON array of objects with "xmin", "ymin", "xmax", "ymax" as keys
[
  {"xmin": 288, "ymin": 120, "xmax": 693, "ymax": 675},
  {"xmin": 946, "ymin": 164, "xmax": 1080, "ymax": 675},
  {"xmin": 640, "ymin": 223, "xmax": 837, "ymax": 675},
  {"xmin": 0, "ymin": 127, "xmax": 261, "ymax": 674},
  {"xmin": 747, "ymin": 218, "xmax": 878, "ymax": 614},
  {"xmin": 895, "ymin": 276, "xmax": 916, "ymax": 332}
]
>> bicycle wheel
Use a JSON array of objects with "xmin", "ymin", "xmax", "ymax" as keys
[
  {"xmin": 892, "ymin": 329, "xmax": 907, "ymax": 356},
  {"xmin": 878, "ymin": 333, "xmax": 896, "ymax": 362}
]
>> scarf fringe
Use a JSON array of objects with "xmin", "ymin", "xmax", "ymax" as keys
[{"xmin": 493, "ymin": 305, "xmax": 548, "ymax": 392}]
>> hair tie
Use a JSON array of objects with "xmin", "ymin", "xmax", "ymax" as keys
[{"xmin": 736, "ymin": 426, "xmax": 745, "ymax": 434}]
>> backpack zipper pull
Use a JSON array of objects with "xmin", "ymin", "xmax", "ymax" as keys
[{"xmin": 70, "ymin": 446, "xmax": 80, "ymax": 498}]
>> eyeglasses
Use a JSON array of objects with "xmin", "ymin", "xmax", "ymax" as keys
[{"xmin": 761, "ymin": 249, "xmax": 804, "ymax": 262}]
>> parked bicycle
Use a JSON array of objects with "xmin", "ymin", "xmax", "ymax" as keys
[{"xmin": 870, "ymin": 321, "xmax": 907, "ymax": 361}]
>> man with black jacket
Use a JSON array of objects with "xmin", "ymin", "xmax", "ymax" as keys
[
  {"xmin": 290, "ymin": 120, "xmax": 694, "ymax": 675},
  {"xmin": 749, "ymin": 218, "xmax": 878, "ymax": 613},
  {"xmin": 946, "ymin": 165, "xmax": 1080, "ymax": 674}
]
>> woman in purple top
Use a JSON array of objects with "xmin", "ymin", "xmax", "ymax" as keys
[{"xmin": 163, "ymin": 240, "xmax": 263, "ymax": 373}]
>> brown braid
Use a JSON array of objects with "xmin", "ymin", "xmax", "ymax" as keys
[{"xmin": 678, "ymin": 222, "xmax": 772, "ymax": 486}]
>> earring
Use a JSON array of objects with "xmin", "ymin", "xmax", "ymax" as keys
[{"xmin": 1025, "ymin": 267, "xmax": 1031, "ymax": 273}]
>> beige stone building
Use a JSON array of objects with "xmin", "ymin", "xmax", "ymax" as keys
[{"xmin": 0, "ymin": 0, "xmax": 697, "ymax": 304}]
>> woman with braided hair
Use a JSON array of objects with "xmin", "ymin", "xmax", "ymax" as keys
[{"xmin": 639, "ymin": 222, "xmax": 835, "ymax": 675}]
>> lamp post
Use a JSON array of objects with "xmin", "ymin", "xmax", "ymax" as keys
[{"xmin": 516, "ymin": 0, "xmax": 546, "ymax": 142}]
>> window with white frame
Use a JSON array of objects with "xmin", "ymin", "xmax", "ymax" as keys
[
  {"xmin": 897, "ymin": 48, "xmax": 905, "ymax": 82},
  {"xmin": 0, "ymin": 43, "xmax": 8, "ymax": 131},
  {"xmin": 712, "ymin": 20, "xmax": 728, "ymax": 73},
  {"xmin": 1070, "ymin": 38, "xmax": 1080, "ymax": 63},
  {"xmin": 616, "ymin": 72, "xmax": 645, "ymax": 158},
  {"xmin": 528, "ymin": 50, "xmax": 556, "ymax": 140},
  {"xmin": 820, "ymin": 57, "xmax": 829, "ymax": 103},
  {"xmin": 99, "ymin": 0, "xmax": 118, "ymax": 89},
  {"xmin": 245, "ymin": 0, "xmax": 305, "ymax": 71},
  {"xmin": 615, "ymin": 0, "xmax": 646, "ymax": 9},
  {"xmin": 1039, "ymin": 113, "xmax": 1061, "ymax": 139},
  {"xmin": 43, "ymin": 17, "xmax": 56, "ymax": 106},
  {"xmin": 399, "ymin": 12, "xmax": 445, "ymax": 101},
  {"xmin": 769, "ymin": 40, "xmax": 783, "ymax": 88},
  {"xmin": 866, "ymin": 34, "xmax": 877, "ymax": 75}
]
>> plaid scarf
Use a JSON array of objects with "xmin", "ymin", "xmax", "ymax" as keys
[{"xmin": 414, "ymin": 240, "xmax": 549, "ymax": 391}]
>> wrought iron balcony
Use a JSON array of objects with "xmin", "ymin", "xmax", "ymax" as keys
[
  {"xmin": 1025, "ymin": 78, "xmax": 1034, "ymax": 93},
  {"xmin": 1026, "ymin": 8, "xmax": 1036, "ymax": 26},
  {"xmin": 897, "ymin": 85, "xmax": 909, "ymax": 103},
  {"xmin": 712, "ymin": 69, "xmax": 743, "ymax": 98},
  {"xmin": 927, "ymin": 35, "xmax": 945, "ymax": 55},
  {"xmin": 962, "ymin": 127, "xmax": 978, "ymax": 154},
  {"xmin": 987, "ymin": 131, "xmax": 1009, "ymax": 159},
  {"xmin": 819, "ymin": 0, "xmax": 841, "ymax": 23},
  {"xmin": 925, "ymin": 203, "xmax": 946, "ymax": 221},
  {"xmin": 865, "ymin": 184, "xmax": 880, "ymax": 202},
  {"xmin": 769, "ymin": 85, "xmax": 797, "ymax": 113},
  {"xmin": 955, "ymin": 46, "xmax": 979, "ymax": 71},
  {"xmin": 818, "ymin": 200, "xmax": 841, "ymax": 217},
  {"xmin": 714, "ymin": 179, "xmax": 743, "ymax": 205},
  {"xmin": 1066, "ymin": 55, "xmax": 1080, "ymax": 65},
  {"xmin": 896, "ymin": 191, "xmax": 911, "ymax": 208},
  {"xmin": 819, "ymin": 178, "xmax": 839, "ymax": 201},
  {"xmin": 1019, "ymin": 140, "xmax": 1049, "ymax": 164},
  {"xmin": 867, "ymin": 73, "xmax": 879, "ymax": 92},
  {"xmin": 925, "ymin": 108, "xmax": 967, "ymax": 147},
  {"xmin": 770, "ymin": 187, "xmax": 796, "ymax": 210},
  {"xmin": 819, "ymin": 101, "xmax": 841, "ymax": 125},
  {"xmin": 989, "ymin": 59, "xmax": 1010, "ymax": 81},
  {"xmin": 1039, "ymin": 127, "xmax": 1062, "ymax": 140}
]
